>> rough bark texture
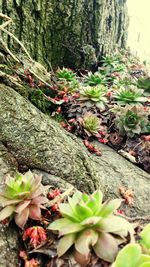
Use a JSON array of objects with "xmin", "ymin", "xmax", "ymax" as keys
[
  {"xmin": 0, "ymin": 142, "xmax": 19, "ymax": 267},
  {"xmin": 0, "ymin": 84, "xmax": 150, "ymax": 219},
  {"xmin": 1, "ymin": 0, "xmax": 128, "ymax": 69}
]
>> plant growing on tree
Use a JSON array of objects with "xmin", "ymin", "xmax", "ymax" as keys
[
  {"xmin": 78, "ymin": 113, "xmax": 102, "ymax": 136},
  {"xmin": 114, "ymin": 106, "xmax": 149, "ymax": 138},
  {"xmin": 114, "ymin": 86, "xmax": 147, "ymax": 105},
  {"xmin": 79, "ymin": 86, "xmax": 108, "ymax": 109},
  {"xmin": 48, "ymin": 190, "xmax": 134, "ymax": 263},
  {"xmin": 0, "ymin": 171, "xmax": 48, "ymax": 228}
]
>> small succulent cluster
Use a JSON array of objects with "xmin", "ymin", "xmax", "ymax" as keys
[
  {"xmin": 114, "ymin": 106, "xmax": 149, "ymax": 138},
  {"xmin": 137, "ymin": 77, "xmax": 150, "ymax": 95},
  {"xmin": 21, "ymin": 50, "xmax": 150, "ymax": 173},
  {"xmin": 48, "ymin": 190, "xmax": 134, "ymax": 264},
  {"xmin": 113, "ymin": 224, "xmax": 150, "ymax": 267},
  {"xmin": 56, "ymin": 67, "xmax": 76, "ymax": 81},
  {"xmin": 78, "ymin": 113, "xmax": 102, "ymax": 136},
  {"xmin": 114, "ymin": 86, "xmax": 147, "ymax": 105},
  {"xmin": 56, "ymin": 67, "xmax": 79, "ymax": 92},
  {"xmin": 83, "ymin": 72, "xmax": 107, "ymax": 86},
  {"xmin": 0, "ymin": 171, "xmax": 48, "ymax": 228},
  {"xmin": 101, "ymin": 55, "xmax": 126, "ymax": 73},
  {"xmin": 79, "ymin": 85, "xmax": 108, "ymax": 109},
  {"xmin": 23, "ymin": 226, "xmax": 47, "ymax": 248}
]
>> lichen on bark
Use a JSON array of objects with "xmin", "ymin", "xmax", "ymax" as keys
[{"xmin": 1, "ymin": 0, "xmax": 128, "ymax": 69}]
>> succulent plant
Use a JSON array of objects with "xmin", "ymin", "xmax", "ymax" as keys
[
  {"xmin": 101, "ymin": 55, "xmax": 119, "ymax": 68},
  {"xmin": 83, "ymin": 72, "xmax": 107, "ymax": 86},
  {"xmin": 137, "ymin": 77, "xmax": 150, "ymax": 95},
  {"xmin": 79, "ymin": 86, "xmax": 108, "ymax": 109},
  {"xmin": 48, "ymin": 190, "xmax": 134, "ymax": 263},
  {"xmin": 114, "ymin": 86, "xmax": 147, "ymax": 105},
  {"xmin": 79, "ymin": 113, "xmax": 102, "ymax": 136},
  {"xmin": 112, "ymin": 244, "xmax": 150, "ymax": 267},
  {"xmin": 56, "ymin": 67, "xmax": 76, "ymax": 82},
  {"xmin": 57, "ymin": 79, "xmax": 79, "ymax": 92},
  {"xmin": 114, "ymin": 77, "xmax": 136, "ymax": 87},
  {"xmin": 0, "ymin": 171, "xmax": 48, "ymax": 228},
  {"xmin": 140, "ymin": 224, "xmax": 150, "ymax": 251},
  {"xmin": 114, "ymin": 106, "xmax": 149, "ymax": 138},
  {"xmin": 101, "ymin": 55, "xmax": 126, "ymax": 73}
]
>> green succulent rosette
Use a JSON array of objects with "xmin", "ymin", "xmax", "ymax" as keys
[{"xmin": 48, "ymin": 190, "xmax": 134, "ymax": 263}]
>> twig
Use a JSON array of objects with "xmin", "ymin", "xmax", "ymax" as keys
[
  {"xmin": 46, "ymin": 186, "xmax": 74, "ymax": 207},
  {"xmin": 0, "ymin": 38, "xmax": 20, "ymax": 62},
  {"xmin": 29, "ymin": 68, "xmax": 52, "ymax": 87},
  {"xmin": 0, "ymin": 13, "xmax": 52, "ymax": 87},
  {"xmin": 0, "ymin": 19, "xmax": 12, "ymax": 29},
  {"xmin": 0, "ymin": 70, "xmax": 22, "ymax": 87},
  {"xmin": 0, "ymin": 13, "xmax": 11, "ymax": 20},
  {"xmin": 1, "ymin": 28, "xmax": 33, "ymax": 61},
  {"xmin": 0, "ymin": 13, "xmax": 32, "ymax": 61}
]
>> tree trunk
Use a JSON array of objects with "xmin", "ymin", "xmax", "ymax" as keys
[{"xmin": 1, "ymin": 0, "xmax": 128, "ymax": 69}]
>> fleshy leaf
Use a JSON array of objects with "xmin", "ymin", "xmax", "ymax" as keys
[
  {"xmin": 98, "ymin": 215, "xmax": 135, "ymax": 240},
  {"xmin": 81, "ymin": 193, "xmax": 89, "ymax": 203},
  {"xmin": 86, "ymin": 197, "xmax": 98, "ymax": 213},
  {"xmin": 31, "ymin": 196, "xmax": 48, "ymax": 205},
  {"xmin": 92, "ymin": 189, "xmax": 102, "ymax": 201},
  {"xmin": 98, "ymin": 199, "xmax": 122, "ymax": 217},
  {"xmin": 15, "ymin": 200, "xmax": 31, "ymax": 213},
  {"xmin": 81, "ymin": 216, "xmax": 102, "ymax": 226},
  {"xmin": 0, "ymin": 196, "xmax": 21, "ymax": 206},
  {"xmin": 0, "ymin": 205, "xmax": 15, "ymax": 221},
  {"xmin": 140, "ymin": 224, "xmax": 150, "ymax": 249},
  {"xmin": 59, "ymin": 223, "xmax": 84, "ymax": 236},
  {"xmin": 139, "ymin": 263, "xmax": 150, "ymax": 267},
  {"xmin": 138, "ymin": 254, "xmax": 150, "ymax": 265},
  {"xmin": 48, "ymin": 218, "xmax": 72, "ymax": 231},
  {"xmin": 75, "ymin": 229, "xmax": 98, "ymax": 255},
  {"xmin": 57, "ymin": 233, "xmax": 75, "ymax": 257},
  {"xmin": 113, "ymin": 244, "xmax": 141, "ymax": 267},
  {"xmin": 74, "ymin": 202, "xmax": 93, "ymax": 220},
  {"xmin": 93, "ymin": 232, "xmax": 118, "ymax": 262},
  {"xmin": 15, "ymin": 207, "xmax": 29, "ymax": 229},
  {"xmin": 59, "ymin": 203, "xmax": 79, "ymax": 221},
  {"xmin": 29, "ymin": 205, "xmax": 41, "ymax": 220}
]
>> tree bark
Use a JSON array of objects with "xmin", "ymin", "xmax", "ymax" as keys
[
  {"xmin": 0, "ymin": 83, "xmax": 150, "ymax": 219},
  {"xmin": 1, "ymin": 0, "xmax": 128, "ymax": 69},
  {"xmin": 0, "ymin": 142, "xmax": 19, "ymax": 267}
]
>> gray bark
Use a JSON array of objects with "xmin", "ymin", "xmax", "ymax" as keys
[
  {"xmin": 0, "ymin": 142, "xmax": 19, "ymax": 267},
  {"xmin": 1, "ymin": 0, "xmax": 128, "ymax": 69}
]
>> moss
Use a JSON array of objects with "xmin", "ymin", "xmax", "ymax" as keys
[
  {"xmin": 14, "ymin": 85, "xmax": 30, "ymax": 98},
  {"xmin": 1, "ymin": 0, "xmax": 128, "ymax": 70}
]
